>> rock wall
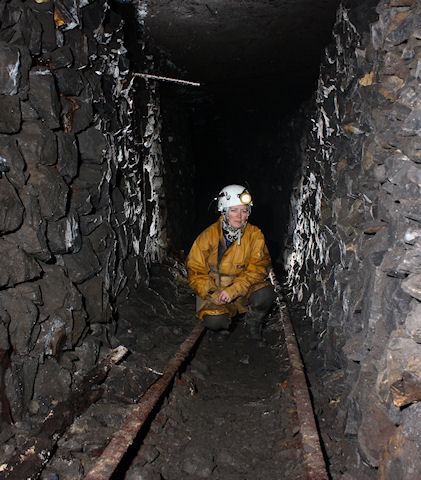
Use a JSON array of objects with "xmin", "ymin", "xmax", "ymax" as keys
[
  {"xmin": 286, "ymin": 0, "xmax": 421, "ymax": 477},
  {"xmin": 0, "ymin": 0, "xmax": 165, "ymax": 423}
]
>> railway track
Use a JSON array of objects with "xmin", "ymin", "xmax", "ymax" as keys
[
  {"xmin": 2, "ymin": 268, "xmax": 328, "ymax": 480},
  {"xmin": 85, "ymin": 282, "xmax": 328, "ymax": 479}
]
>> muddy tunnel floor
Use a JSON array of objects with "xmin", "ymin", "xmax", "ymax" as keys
[
  {"xmin": 2, "ymin": 263, "xmax": 307, "ymax": 480},
  {"xmin": 122, "ymin": 321, "xmax": 305, "ymax": 480}
]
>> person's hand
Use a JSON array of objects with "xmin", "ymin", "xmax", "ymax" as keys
[{"xmin": 215, "ymin": 289, "xmax": 231, "ymax": 304}]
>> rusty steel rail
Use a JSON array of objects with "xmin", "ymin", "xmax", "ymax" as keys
[
  {"xmin": 84, "ymin": 323, "xmax": 206, "ymax": 480},
  {"xmin": 269, "ymin": 271, "xmax": 328, "ymax": 480}
]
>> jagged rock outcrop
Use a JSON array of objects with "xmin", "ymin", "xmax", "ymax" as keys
[
  {"xmin": 0, "ymin": 0, "xmax": 165, "ymax": 425},
  {"xmin": 286, "ymin": 1, "xmax": 421, "ymax": 477}
]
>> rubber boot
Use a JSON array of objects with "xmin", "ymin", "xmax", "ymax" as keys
[
  {"xmin": 203, "ymin": 314, "xmax": 230, "ymax": 332},
  {"xmin": 244, "ymin": 285, "xmax": 276, "ymax": 343}
]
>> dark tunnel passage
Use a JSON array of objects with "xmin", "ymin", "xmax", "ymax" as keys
[
  {"xmin": 0, "ymin": 0, "xmax": 421, "ymax": 479},
  {"xmin": 141, "ymin": 0, "xmax": 340, "ymax": 260}
]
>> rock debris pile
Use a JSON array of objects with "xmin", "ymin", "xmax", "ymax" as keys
[{"xmin": 286, "ymin": 0, "xmax": 421, "ymax": 477}]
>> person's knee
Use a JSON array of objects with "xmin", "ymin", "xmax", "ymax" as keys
[
  {"xmin": 203, "ymin": 314, "xmax": 230, "ymax": 331},
  {"xmin": 249, "ymin": 286, "xmax": 276, "ymax": 312}
]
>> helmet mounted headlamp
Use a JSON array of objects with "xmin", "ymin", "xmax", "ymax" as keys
[
  {"xmin": 239, "ymin": 191, "xmax": 252, "ymax": 205},
  {"xmin": 216, "ymin": 184, "xmax": 253, "ymax": 212}
]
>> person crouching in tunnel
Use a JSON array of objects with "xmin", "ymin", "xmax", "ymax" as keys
[{"xmin": 186, "ymin": 184, "xmax": 275, "ymax": 341}]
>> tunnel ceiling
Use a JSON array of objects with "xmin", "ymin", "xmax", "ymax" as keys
[{"xmin": 145, "ymin": 0, "xmax": 342, "ymax": 95}]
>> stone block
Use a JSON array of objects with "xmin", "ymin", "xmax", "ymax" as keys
[
  {"xmin": 73, "ymin": 336, "xmax": 100, "ymax": 374},
  {"xmin": 0, "ymin": 2, "xmax": 23, "ymax": 31},
  {"xmin": 400, "ymin": 199, "xmax": 421, "ymax": 223},
  {"xmin": 405, "ymin": 300, "xmax": 421, "ymax": 343},
  {"xmin": 78, "ymin": 126, "xmax": 107, "ymax": 163},
  {"xmin": 24, "ymin": 10, "xmax": 43, "ymax": 56},
  {"xmin": 54, "ymin": 0, "xmax": 81, "ymax": 32},
  {"xmin": 33, "ymin": 357, "xmax": 72, "ymax": 406},
  {"xmin": 75, "ymin": 162, "xmax": 104, "ymax": 189},
  {"xmin": 390, "ymin": 371, "xmax": 421, "ymax": 407},
  {"xmin": 65, "ymin": 29, "xmax": 89, "ymax": 69},
  {"xmin": 28, "ymin": 67, "xmax": 61, "ymax": 129},
  {"xmin": 82, "ymin": 2, "xmax": 106, "ymax": 31},
  {"xmin": 69, "ymin": 188, "xmax": 93, "ymax": 216},
  {"xmin": 6, "ymin": 184, "xmax": 51, "ymax": 262},
  {"xmin": 62, "ymin": 237, "xmax": 101, "ymax": 284},
  {"xmin": 380, "ymin": 429, "xmax": 421, "ymax": 480},
  {"xmin": 0, "ymin": 178, "xmax": 24, "ymax": 234},
  {"xmin": 358, "ymin": 397, "xmax": 397, "ymax": 467},
  {"xmin": 70, "ymin": 88, "xmax": 94, "ymax": 133},
  {"xmin": 0, "ymin": 41, "xmax": 20, "ymax": 95},
  {"xmin": 27, "ymin": 164, "xmax": 68, "ymax": 221},
  {"xmin": 40, "ymin": 308, "xmax": 73, "ymax": 356},
  {"xmin": 382, "ymin": 277, "xmax": 412, "ymax": 334},
  {"xmin": 399, "ymin": 136, "xmax": 421, "ymax": 163},
  {"xmin": 16, "ymin": 282, "xmax": 43, "ymax": 306},
  {"xmin": 55, "ymin": 68, "xmax": 84, "ymax": 96},
  {"xmin": 402, "ymin": 273, "xmax": 421, "ymax": 301},
  {"xmin": 381, "ymin": 246, "xmax": 410, "ymax": 278},
  {"xmin": 89, "ymin": 223, "xmax": 114, "ymax": 259},
  {"xmin": 0, "ymin": 238, "xmax": 41, "ymax": 288},
  {"xmin": 72, "ymin": 309, "xmax": 88, "ymax": 347},
  {"xmin": 0, "ymin": 95, "xmax": 21, "ymax": 133},
  {"xmin": 39, "ymin": 264, "xmax": 84, "ymax": 318},
  {"xmin": 57, "ymin": 131, "xmax": 78, "ymax": 183},
  {"xmin": 49, "ymin": 46, "xmax": 73, "ymax": 70},
  {"xmin": 17, "ymin": 120, "xmax": 58, "ymax": 166},
  {"xmin": 377, "ymin": 334, "xmax": 421, "ymax": 402},
  {"xmin": 402, "ymin": 243, "xmax": 421, "ymax": 274},
  {"xmin": 20, "ymin": 98, "xmax": 39, "ymax": 121},
  {"xmin": 72, "ymin": 163, "xmax": 105, "ymax": 207},
  {"xmin": 401, "ymin": 402, "xmax": 421, "ymax": 443},
  {"xmin": 15, "ymin": 44, "xmax": 32, "ymax": 93},
  {"xmin": 407, "ymin": 164, "xmax": 421, "ymax": 185},
  {"xmin": 29, "ymin": 0, "xmax": 56, "ymax": 54},
  {"xmin": 5, "ymin": 353, "xmax": 39, "ymax": 420},
  {"xmin": 0, "ymin": 288, "xmax": 39, "ymax": 356},
  {"xmin": 46, "ymin": 213, "xmax": 81, "ymax": 254},
  {"xmin": 77, "ymin": 276, "xmax": 104, "ymax": 323},
  {"xmin": 80, "ymin": 211, "xmax": 104, "ymax": 236},
  {"xmin": 342, "ymin": 331, "xmax": 368, "ymax": 362}
]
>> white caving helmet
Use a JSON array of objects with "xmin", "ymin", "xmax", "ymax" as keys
[{"xmin": 217, "ymin": 184, "xmax": 253, "ymax": 212}]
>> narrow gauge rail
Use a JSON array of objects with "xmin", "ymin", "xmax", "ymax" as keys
[{"xmin": 83, "ymin": 284, "xmax": 328, "ymax": 480}]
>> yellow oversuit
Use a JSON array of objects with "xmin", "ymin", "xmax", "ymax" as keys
[{"xmin": 186, "ymin": 218, "xmax": 272, "ymax": 320}]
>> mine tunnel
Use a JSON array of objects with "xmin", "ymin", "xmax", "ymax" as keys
[{"xmin": 1, "ymin": 0, "xmax": 421, "ymax": 479}]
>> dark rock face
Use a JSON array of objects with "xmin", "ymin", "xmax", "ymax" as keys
[
  {"xmin": 0, "ymin": 42, "xmax": 20, "ymax": 95},
  {"xmin": 28, "ymin": 67, "xmax": 61, "ymax": 129},
  {"xmin": 286, "ymin": 0, "xmax": 421, "ymax": 477},
  {"xmin": 0, "ymin": 178, "xmax": 24, "ymax": 234},
  {"xmin": 0, "ymin": 0, "xmax": 166, "ymax": 429},
  {"xmin": 0, "ymin": 95, "xmax": 21, "ymax": 133}
]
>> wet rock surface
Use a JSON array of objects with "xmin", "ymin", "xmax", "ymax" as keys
[
  {"xmin": 0, "ymin": 0, "xmax": 166, "ymax": 436},
  {"xmin": 284, "ymin": 0, "xmax": 421, "ymax": 477}
]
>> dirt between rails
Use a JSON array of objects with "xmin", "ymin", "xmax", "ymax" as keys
[
  {"xmin": 27, "ymin": 262, "xmax": 306, "ymax": 480},
  {"xmin": 122, "ymin": 316, "xmax": 306, "ymax": 479}
]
